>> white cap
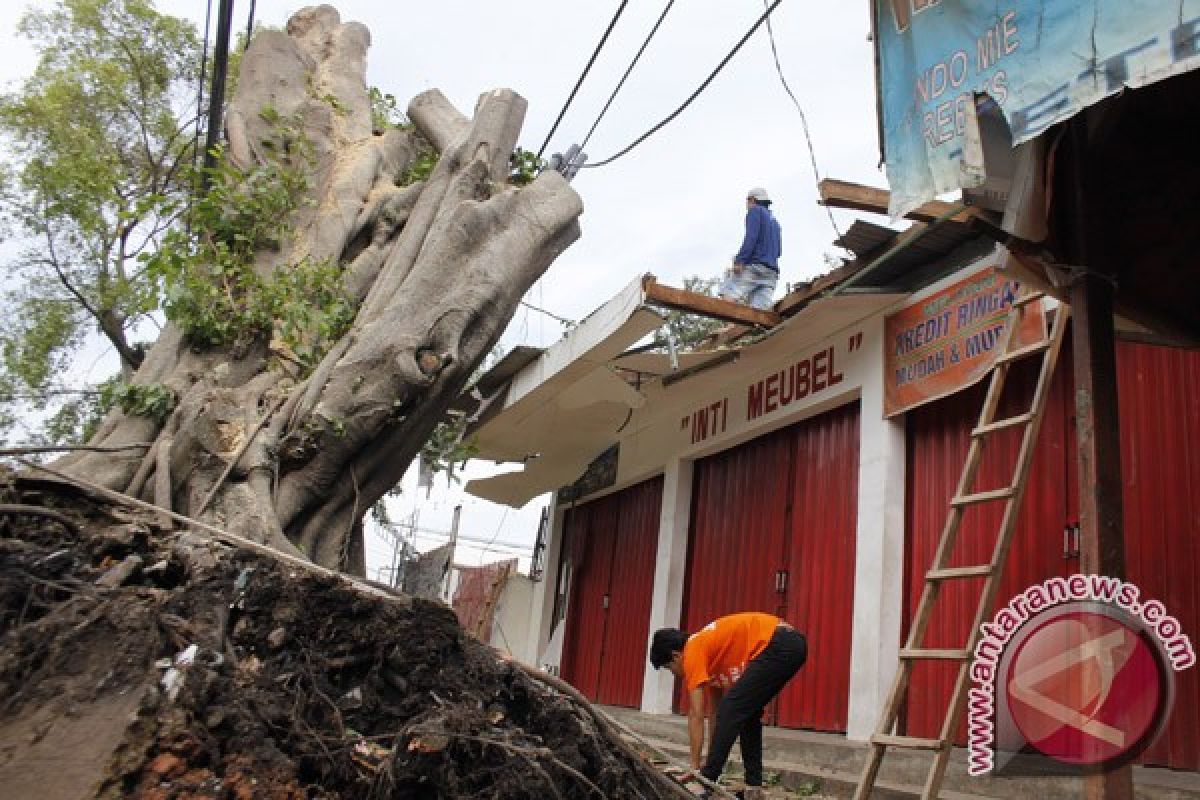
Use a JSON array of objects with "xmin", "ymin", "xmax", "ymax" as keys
[{"xmin": 747, "ymin": 187, "xmax": 771, "ymax": 203}]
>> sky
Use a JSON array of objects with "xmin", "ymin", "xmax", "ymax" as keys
[{"xmin": 1, "ymin": 1, "xmax": 890, "ymax": 581}]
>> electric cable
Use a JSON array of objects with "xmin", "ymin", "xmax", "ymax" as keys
[
  {"xmin": 536, "ymin": 0, "xmax": 631, "ymax": 160},
  {"xmin": 194, "ymin": 0, "xmax": 214, "ymax": 167},
  {"xmin": 761, "ymin": 0, "xmax": 847, "ymax": 248},
  {"xmin": 520, "ymin": 299, "xmax": 574, "ymax": 327},
  {"xmin": 578, "ymin": 0, "xmax": 676, "ymax": 153},
  {"xmin": 582, "ymin": 0, "xmax": 783, "ymax": 169}
]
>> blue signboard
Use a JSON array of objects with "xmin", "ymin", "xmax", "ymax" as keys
[{"xmin": 875, "ymin": 1, "xmax": 1200, "ymax": 217}]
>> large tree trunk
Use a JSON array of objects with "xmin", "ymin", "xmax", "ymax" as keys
[{"xmin": 57, "ymin": 4, "xmax": 582, "ymax": 573}]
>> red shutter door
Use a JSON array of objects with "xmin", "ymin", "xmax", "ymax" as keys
[
  {"xmin": 559, "ymin": 477, "xmax": 663, "ymax": 708},
  {"xmin": 777, "ymin": 401, "xmax": 860, "ymax": 732},
  {"xmin": 902, "ymin": 339, "xmax": 1200, "ymax": 770},
  {"xmin": 684, "ymin": 427, "xmax": 793, "ymax": 630},
  {"xmin": 1117, "ymin": 341, "xmax": 1200, "ymax": 770},
  {"xmin": 680, "ymin": 420, "xmax": 796, "ymax": 722},
  {"xmin": 903, "ymin": 356, "xmax": 1074, "ymax": 741},
  {"xmin": 559, "ymin": 496, "xmax": 616, "ymax": 699},
  {"xmin": 684, "ymin": 403, "xmax": 859, "ymax": 732},
  {"xmin": 594, "ymin": 476, "xmax": 663, "ymax": 707}
]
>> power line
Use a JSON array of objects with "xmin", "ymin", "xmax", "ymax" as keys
[
  {"xmin": 579, "ymin": 0, "xmax": 676, "ymax": 153},
  {"xmin": 479, "ymin": 508, "xmax": 512, "ymax": 557},
  {"xmin": 191, "ymin": 0, "xmax": 214, "ymax": 179},
  {"xmin": 520, "ymin": 299, "xmax": 574, "ymax": 327},
  {"xmin": 583, "ymin": 0, "xmax": 783, "ymax": 170},
  {"xmin": 537, "ymin": 0, "xmax": 631, "ymax": 160},
  {"xmin": 760, "ymin": 0, "xmax": 846, "ymax": 248}
]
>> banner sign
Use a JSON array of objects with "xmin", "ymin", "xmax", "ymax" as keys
[
  {"xmin": 884, "ymin": 267, "xmax": 1045, "ymax": 417},
  {"xmin": 875, "ymin": 1, "xmax": 1200, "ymax": 217}
]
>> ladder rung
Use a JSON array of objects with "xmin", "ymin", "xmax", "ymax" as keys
[
  {"xmin": 1013, "ymin": 292, "xmax": 1045, "ymax": 308},
  {"xmin": 871, "ymin": 733, "xmax": 947, "ymax": 751},
  {"xmin": 972, "ymin": 412, "xmax": 1034, "ymax": 437},
  {"xmin": 951, "ymin": 487, "xmax": 1015, "ymax": 506},
  {"xmin": 927, "ymin": 564, "xmax": 993, "ymax": 581},
  {"xmin": 899, "ymin": 648, "xmax": 972, "ymax": 660},
  {"xmin": 996, "ymin": 339, "xmax": 1051, "ymax": 365}
]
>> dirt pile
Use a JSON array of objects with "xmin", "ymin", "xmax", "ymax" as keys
[{"xmin": 0, "ymin": 472, "xmax": 683, "ymax": 799}]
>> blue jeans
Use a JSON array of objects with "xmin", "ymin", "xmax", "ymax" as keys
[{"xmin": 719, "ymin": 263, "xmax": 779, "ymax": 310}]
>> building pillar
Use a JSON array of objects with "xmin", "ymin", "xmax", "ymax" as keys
[
  {"xmin": 640, "ymin": 457, "xmax": 695, "ymax": 713},
  {"xmin": 846, "ymin": 319, "xmax": 908, "ymax": 741}
]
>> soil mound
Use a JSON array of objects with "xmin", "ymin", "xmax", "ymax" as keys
[{"xmin": 0, "ymin": 472, "xmax": 682, "ymax": 799}]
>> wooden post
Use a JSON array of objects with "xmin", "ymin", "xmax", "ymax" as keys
[{"xmin": 1070, "ymin": 270, "xmax": 1133, "ymax": 800}]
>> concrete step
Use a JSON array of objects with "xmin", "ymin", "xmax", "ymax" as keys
[
  {"xmin": 635, "ymin": 731, "xmax": 995, "ymax": 800},
  {"xmin": 601, "ymin": 707, "xmax": 1200, "ymax": 800}
]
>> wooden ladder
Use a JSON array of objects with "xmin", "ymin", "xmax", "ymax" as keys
[{"xmin": 853, "ymin": 292, "xmax": 1070, "ymax": 799}]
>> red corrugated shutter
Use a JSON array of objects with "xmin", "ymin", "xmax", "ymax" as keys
[
  {"xmin": 1117, "ymin": 342, "xmax": 1200, "ymax": 770},
  {"xmin": 904, "ymin": 354, "xmax": 1074, "ymax": 742},
  {"xmin": 595, "ymin": 477, "xmax": 663, "ymax": 706},
  {"xmin": 560, "ymin": 498, "xmax": 614, "ymax": 699},
  {"xmin": 684, "ymin": 402, "xmax": 859, "ymax": 732},
  {"xmin": 777, "ymin": 402, "xmax": 860, "ymax": 730},
  {"xmin": 903, "ymin": 339, "xmax": 1200, "ymax": 770},
  {"xmin": 559, "ymin": 476, "xmax": 663, "ymax": 707}
]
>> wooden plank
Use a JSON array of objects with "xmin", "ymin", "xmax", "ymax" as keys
[
  {"xmin": 870, "ymin": 734, "xmax": 946, "ymax": 751},
  {"xmin": 898, "ymin": 648, "xmax": 971, "ymax": 660},
  {"xmin": 995, "ymin": 339, "xmax": 1051, "ymax": 365},
  {"xmin": 951, "ymin": 487, "xmax": 1016, "ymax": 507},
  {"xmin": 818, "ymin": 178, "xmax": 982, "ymax": 224},
  {"xmin": 972, "ymin": 412, "xmax": 1034, "ymax": 437},
  {"xmin": 926, "ymin": 564, "xmax": 993, "ymax": 581},
  {"xmin": 642, "ymin": 276, "xmax": 781, "ymax": 327}
]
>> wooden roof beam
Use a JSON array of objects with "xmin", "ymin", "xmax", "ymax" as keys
[
  {"xmin": 818, "ymin": 178, "xmax": 984, "ymax": 224},
  {"xmin": 642, "ymin": 275, "xmax": 782, "ymax": 328}
]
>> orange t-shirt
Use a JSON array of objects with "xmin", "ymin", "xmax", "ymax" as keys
[{"xmin": 681, "ymin": 612, "xmax": 781, "ymax": 691}]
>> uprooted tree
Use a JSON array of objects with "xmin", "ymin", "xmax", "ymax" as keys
[{"xmin": 47, "ymin": 4, "xmax": 583, "ymax": 573}]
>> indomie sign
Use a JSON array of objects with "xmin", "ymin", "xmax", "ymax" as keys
[{"xmin": 883, "ymin": 266, "xmax": 1044, "ymax": 417}]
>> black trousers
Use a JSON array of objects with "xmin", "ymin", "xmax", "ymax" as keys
[{"xmin": 700, "ymin": 626, "xmax": 807, "ymax": 786}]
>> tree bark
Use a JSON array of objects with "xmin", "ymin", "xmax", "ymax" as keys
[{"xmin": 56, "ymin": 4, "xmax": 583, "ymax": 574}]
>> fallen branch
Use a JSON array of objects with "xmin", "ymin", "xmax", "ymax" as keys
[
  {"xmin": 0, "ymin": 443, "xmax": 152, "ymax": 456},
  {"xmin": 15, "ymin": 459, "xmax": 410, "ymax": 606}
]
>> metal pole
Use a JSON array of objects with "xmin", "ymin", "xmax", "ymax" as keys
[{"xmin": 202, "ymin": 0, "xmax": 236, "ymax": 179}]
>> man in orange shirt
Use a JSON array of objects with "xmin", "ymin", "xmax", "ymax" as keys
[{"xmin": 650, "ymin": 612, "xmax": 807, "ymax": 797}]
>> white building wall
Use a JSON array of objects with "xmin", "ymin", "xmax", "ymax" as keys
[
  {"xmin": 639, "ymin": 457, "xmax": 695, "ymax": 713},
  {"xmin": 490, "ymin": 572, "xmax": 537, "ymax": 664},
  {"xmin": 845, "ymin": 317, "xmax": 907, "ymax": 740}
]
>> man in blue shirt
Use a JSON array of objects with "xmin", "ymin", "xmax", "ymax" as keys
[{"xmin": 719, "ymin": 187, "xmax": 782, "ymax": 311}]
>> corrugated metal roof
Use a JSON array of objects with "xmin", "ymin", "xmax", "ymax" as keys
[
  {"xmin": 836, "ymin": 219, "xmax": 900, "ymax": 257},
  {"xmin": 838, "ymin": 218, "xmax": 992, "ymax": 293}
]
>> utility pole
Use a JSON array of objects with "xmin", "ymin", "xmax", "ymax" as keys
[{"xmin": 202, "ymin": 0, "xmax": 236, "ymax": 179}]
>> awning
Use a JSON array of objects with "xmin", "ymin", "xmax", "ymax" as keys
[
  {"xmin": 466, "ymin": 276, "xmax": 906, "ymax": 508},
  {"xmin": 465, "ymin": 276, "xmax": 665, "ymax": 507}
]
